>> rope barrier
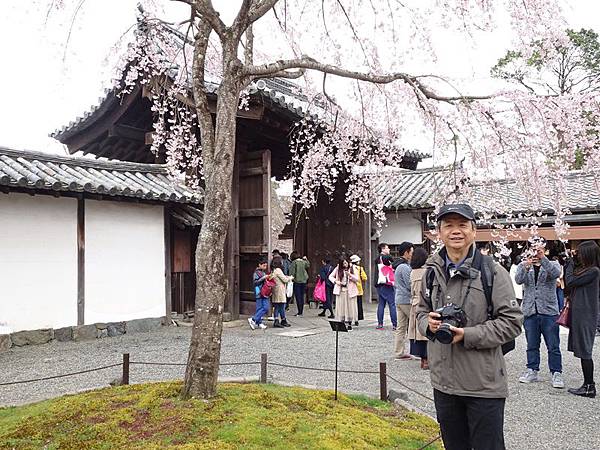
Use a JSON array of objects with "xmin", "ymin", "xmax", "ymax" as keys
[
  {"xmin": 416, "ymin": 434, "xmax": 442, "ymax": 450},
  {"xmin": 269, "ymin": 362, "xmax": 378, "ymax": 374},
  {"xmin": 128, "ymin": 361, "xmax": 260, "ymax": 367},
  {"xmin": 0, "ymin": 363, "xmax": 122, "ymax": 386},
  {"xmin": 129, "ymin": 361, "xmax": 186, "ymax": 366},
  {"xmin": 385, "ymin": 373, "xmax": 435, "ymax": 403}
]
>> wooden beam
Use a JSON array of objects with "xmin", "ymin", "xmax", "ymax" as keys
[
  {"xmin": 164, "ymin": 206, "xmax": 172, "ymax": 323},
  {"xmin": 239, "ymin": 208, "xmax": 268, "ymax": 217},
  {"xmin": 239, "ymin": 167, "xmax": 266, "ymax": 177},
  {"xmin": 77, "ymin": 198, "xmax": 85, "ymax": 325},
  {"xmin": 108, "ymin": 124, "xmax": 147, "ymax": 142},
  {"xmin": 240, "ymin": 245, "xmax": 268, "ymax": 254}
]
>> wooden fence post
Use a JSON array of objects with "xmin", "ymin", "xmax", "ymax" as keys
[
  {"xmin": 379, "ymin": 362, "xmax": 387, "ymax": 401},
  {"xmin": 122, "ymin": 353, "xmax": 130, "ymax": 385},
  {"xmin": 260, "ymin": 353, "xmax": 267, "ymax": 383}
]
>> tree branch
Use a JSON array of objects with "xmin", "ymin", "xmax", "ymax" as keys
[
  {"xmin": 248, "ymin": 0, "xmax": 280, "ymax": 24},
  {"xmin": 191, "ymin": 0, "xmax": 227, "ymax": 39},
  {"xmin": 243, "ymin": 56, "xmax": 492, "ymax": 102},
  {"xmin": 244, "ymin": 23, "xmax": 254, "ymax": 65},
  {"xmin": 192, "ymin": 18, "xmax": 216, "ymax": 161},
  {"xmin": 257, "ymin": 69, "xmax": 305, "ymax": 79}
]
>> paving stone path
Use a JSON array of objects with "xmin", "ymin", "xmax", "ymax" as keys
[{"xmin": 1, "ymin": 303, "xmax": 598, "ymax": 449}]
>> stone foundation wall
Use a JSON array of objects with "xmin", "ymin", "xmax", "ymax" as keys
[{"xmin": 0, "ymin": 317, "xmax": 165, "ymax": 352}]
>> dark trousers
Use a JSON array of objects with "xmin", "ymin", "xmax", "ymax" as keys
[
  {"xmin": 324, "ymin": 285, "xmax": 334, "ymax": 314},
  {"xmin": 434, "ymin": 389, "xmax": 506, "ymax": 450},
  {"xmin": 357, "ymin": 295, "xmax": 364, "ymax": 320},
  {"xmin": 293, "ymin": 282, "xmax": 307, "ymax": 315},
  {"xmin": 524, "ymin": 314, "xmax": 562, "ymax": 373}
]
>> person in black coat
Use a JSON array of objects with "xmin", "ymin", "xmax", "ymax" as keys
[
  {"xmin": 565, "ymin": 240, "xmax": 600, "ymax": 398},
  {"xmin": 317, "ymin": 257, "xmax": 335, "ymax": 318}
]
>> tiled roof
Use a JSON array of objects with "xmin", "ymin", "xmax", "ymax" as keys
[
  {"xmin": 382, "ymin": 166, "xmax": 600, "ymax": 213},
  {"xmin": 0, "ymin": 147, "xmax": 202, "ymax": 205},
  {"xmin": 381, "ymin": 166, "xmax": 454, "ymax": 210},
  {"xmin": 171, "ymin": 203, "xmax": 203, "ymax": 227},
  {"xmin": 50, "ymin": 22, "xmax": 427, "ymax": 164}
]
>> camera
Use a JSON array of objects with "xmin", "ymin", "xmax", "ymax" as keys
[{"xmin": 434, "ymin": 303, "xmax": 468, "ymax": 344}]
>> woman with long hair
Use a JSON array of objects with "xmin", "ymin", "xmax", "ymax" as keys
[
  {"xmin": 271, "ymin": 256, "xmax": 294, "ymax": 328},
  {"xmin": 408, "ymin": 247, "xmax": 430, "ymax": 369},
  {"xmin": 328, "ymin": 256, "xmax": 359, "ymax": 330},
  {"xmin": 565, "ymin": 240, "xmax": 600, "ymax": 398}
]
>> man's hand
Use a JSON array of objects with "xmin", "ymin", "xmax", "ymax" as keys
[
  {"xmin": 449, "ymin": 326, "xmax": 465, "ymax": 344},
  {"xmin": 428, "ymin": 312, "xmax": 442, "ymax": 333},
  {"xmin": 536, "ymin": 248, "xmax": 545, "ymax": 260}
]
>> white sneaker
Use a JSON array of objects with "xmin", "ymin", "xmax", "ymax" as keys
[
  {"xmin": 258, "ymin": 323, "xmax": 267, "ymax": 330},
  {"xmin": 552, "ymin": 372, "xmax": 565, "ymax": 389},
  {"xmin": 247, "ymin": 318, "xmax": 256, "ymax": 330},
  {"xmin": 519, "ymin": 369, "xmax": 539, "ymax": 383}
]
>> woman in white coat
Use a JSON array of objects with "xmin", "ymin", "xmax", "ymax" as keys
[{"xmin": 329, "ymin": 256, "xmax": 359, "ymax": 330}]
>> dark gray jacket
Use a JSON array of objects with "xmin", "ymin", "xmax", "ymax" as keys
[
  {"xmin": 394, "ymin": 258, "xmax": 412, "ymax": 305},
  {"xmin": 515, "ymin": 257, "xmax": 561, "ymax": 318},
  {"xmin": 416, "ymin": 248, "xmax": 523, "ymax": 398}
]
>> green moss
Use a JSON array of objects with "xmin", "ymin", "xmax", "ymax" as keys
[{"xmin": 0, "ymin": 382, "xmax": 441, "ymax": 450}]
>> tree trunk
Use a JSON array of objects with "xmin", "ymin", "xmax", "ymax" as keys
[{"xmin": 182, "ymin": 78, "xmax": 241, "ymax": 399}]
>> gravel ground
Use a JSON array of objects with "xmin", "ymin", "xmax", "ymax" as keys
[{"xmin": 1, "ymin": 303, "xmax": 599, "ymax": 450}]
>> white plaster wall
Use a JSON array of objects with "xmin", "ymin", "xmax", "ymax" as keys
[
  {"xmin": 85, "ymin": 200, "xmax": 165, "ymax": 324},
  {"xmin": 379, "ymin": 212, "xmax": 424, "ymax": 245},
  {"xmin": 0, "ymin": 194, "xmax": 78, "ymax": 332}
]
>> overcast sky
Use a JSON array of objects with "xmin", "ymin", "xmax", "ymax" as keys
[{"xmin": 1, "ymin": 1, "xmax": 599, "ymax": 158}]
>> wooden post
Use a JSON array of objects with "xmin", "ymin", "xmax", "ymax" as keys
[
  {"xmin": 122, "ymin": 353, "xmax": 130, "ymax": 385},
  {"xmin": 260, "ymin": 353, "xmax": 267, "ymax": 383},
  {"xmin": 164, "ymin": 207, "xmax": 172, "ymax": 323},
  {"xmin": 77, "ymin": 198, "xmax": 85, "ymax": 325},
  {"xmin": 379, "ymin": 362, "xmax": 387, "ymax": 401}
]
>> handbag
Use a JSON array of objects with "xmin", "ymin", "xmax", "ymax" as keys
[
  {"xmin": 313, "ymin": 279, "xmax": 326, "ymax": 302},
  {"xmin": 377, "ymin": 263, "xmax": 387, "ymax": 285},
  {"xmin": 259, "ymin": 276, "xmax": 276, "ymax": 298},
  {"xmin": 556, "ymin": 299, "xmax": 571, "ymax": 328},
  {"xmin": 286, "ymin": 281, "xmax": 294, "ymax": 298}
]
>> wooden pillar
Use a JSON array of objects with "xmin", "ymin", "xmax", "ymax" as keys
[
  {"xmin": 164, "ymin": 206, "xmax": 172, "ymax": 323},
  {"xmin": 77, "ymin": 197, "xmax": 85, "ymax": 325},
  {"xmin": 363, "ymin": 212, "xmax": 373, "ymax": 303},
  {"xmin": 225, "ymin": 145, "xmax": 241, "ymax": 320}
]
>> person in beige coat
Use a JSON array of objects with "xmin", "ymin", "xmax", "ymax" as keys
[
  {"xmin": 329, "ymin": 256, "xmax": 359, "ymax": 330},
  {"xmin": 271, "ymin": 257, "xmax": 293, "ymax": 328},
  {"xmin": 408, "ymin": 247, "xmax": 429, "ymax": 369}
]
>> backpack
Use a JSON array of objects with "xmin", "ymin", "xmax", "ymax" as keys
[
  {"xmin": 260, "ymin": 276, "xmax": 276, "ymax": 298},
  {"xmin": 377, "ymin": 257, "xmax": 395, "ymax": 286},
  {"xmin": 425, "ymin": 253, "xmax": 515, "ymax": 355}
]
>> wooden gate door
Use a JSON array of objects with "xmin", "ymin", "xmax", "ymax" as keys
[{"xmin": 237, "ymin": 150, "xmax": 272, "ymax": 316}]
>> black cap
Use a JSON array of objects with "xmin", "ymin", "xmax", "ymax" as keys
[{"xmin": 436, "ymin": 204, "xmax": 476, "ymax": 222}]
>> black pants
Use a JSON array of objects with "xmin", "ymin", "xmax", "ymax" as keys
[
  {"xmin": 323, "ymin": 285, "xmax": 334, "ymax": 314},
  {"xmin": 434, "ymin": 389, "xmax": 506, "ymax": 450},
  {"xmin": 357, "ymin": 295, "xmax": 364, "ymax": 320}
]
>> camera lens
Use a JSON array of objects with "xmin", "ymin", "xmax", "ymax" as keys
[{"xmin": 435, "ymin": 323, "xmax": 454, "ymax": 344}]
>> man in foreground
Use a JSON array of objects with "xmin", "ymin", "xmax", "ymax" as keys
[{"xmin": 416, "ymin": 204, "xmax": 523, "ymax": 450}]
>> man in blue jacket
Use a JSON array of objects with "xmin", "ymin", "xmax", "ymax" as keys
[{"xmin": 515, "ymin": 242, "xmax": 564, "ymax": 388}]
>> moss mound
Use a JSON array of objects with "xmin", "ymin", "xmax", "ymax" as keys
[{"xmin": 0, "ymin": 382, "xmax": 441, "ymax": 449}]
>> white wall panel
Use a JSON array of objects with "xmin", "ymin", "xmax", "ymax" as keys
[
  {"xmin": 85, "ymin": 200, "xmax": 165, "ymax": 324},
  {"xmin": 379, "ymin": 212, "xmax": 424, "ymax": 245},
  {"xmin": 0, "ymin": 194, "xmax": 77, "ymax": 332}
]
